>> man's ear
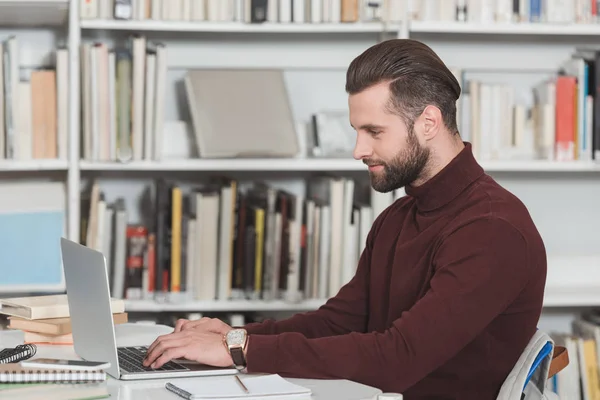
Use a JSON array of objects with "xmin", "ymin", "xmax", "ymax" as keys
[{"xmin": 421, "ymin": 105, "xmax": 443, "ymax": 140}]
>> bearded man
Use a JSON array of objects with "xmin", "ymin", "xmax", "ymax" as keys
[{"xmin": 143, "ymin": 39, "xmax": 547, "ymax": 400}]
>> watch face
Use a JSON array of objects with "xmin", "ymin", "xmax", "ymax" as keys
[{"xmin": 227, "ymin": 329, "xmax": 246, "ymax": 346}]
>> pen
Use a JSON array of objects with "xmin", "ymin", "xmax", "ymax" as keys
[{"xmin": 235, "ymin": 375, "xmax": 249, "ymax": 394}]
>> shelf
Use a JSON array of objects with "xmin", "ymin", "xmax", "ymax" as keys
[
  {"xmin": 0, "ymin": 159, "xmax": 68, "ymax": 171},
  {"xmin": 79, "ymin": 158, "xmax": 367, "ymax": 172},
  {"xmin": 80, "ymin": 158, "xmax": 600, "ymax": 173},
  {"xmin": 80, "ymin": 19, "xmax": 400, "ymax": 34},
  {"xmin": 410, "ymin": 21, "xmax": 600, "ymax": 36},
  {"xmin": 124, "ymin": 298, "xmax": 326, "ymax": 312},
  {"xmin": 121, "ymin": 255, "xmax": 600, "ymax": 310},
  {"xmin": 0, "ymin": 0, "xmax": 68, "ymax": 27},
  {"xmin": 480, "ymin": 160, "xmax": 600, "ymax": 172}
]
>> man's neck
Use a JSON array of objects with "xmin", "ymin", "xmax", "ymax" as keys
[{"xmin": 412, "ymin": 135, "xmax": 465, "ymax": 187}]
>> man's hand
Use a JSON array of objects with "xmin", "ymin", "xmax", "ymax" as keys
[
  {"xmin": 174, "ymin": 317, "xmax": 232, "ymax": 335},
  {"xmin": 142, "ymin": 329, "xmax": 233, "ymax": 369}
]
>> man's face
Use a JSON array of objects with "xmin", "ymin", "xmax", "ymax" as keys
[{"xmin": 349, "ymin": 82, "xmax": 430, "ymax": 192}]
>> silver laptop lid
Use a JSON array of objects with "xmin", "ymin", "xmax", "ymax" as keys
[{"xmin": 60, "ymin": 237, "xmax": 121, "ymax": 378}]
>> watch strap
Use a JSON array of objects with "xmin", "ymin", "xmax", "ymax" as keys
[{"xmin": 230, "ymin": 347, "xmax": 246, "ymax": 370}]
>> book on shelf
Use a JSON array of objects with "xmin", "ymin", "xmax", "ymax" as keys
[
  {"xmin": 80, "ymin": 0, "xmax": 404, "ymax": 24},
  {"xmin": 81, "ymin": 175, "xmax": 405, "ymax": 304},
  {"xmin": 549, "ymin": 311, "xmax": 600, "ymax": 399},
  {"xmin": 453, "ymin": 46, "xmax": 600, "ymax": 164},
  {"xmin": 82, "ymin": 35, "xmax": 304, "ymax": 163},
  {"xmin": 410, "ymin": 0, "xmax": 597, "ymax": 24},
  {"xmin": 0, "ymin": 36, "xmax": 68, "ymax": 162},
  {"xmin": 80, "ymin": 35, "xmax": 167, "ymax": 162}
]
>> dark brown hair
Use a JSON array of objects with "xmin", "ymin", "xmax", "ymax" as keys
[{"xmin": 345, "ymin": 39, "xmax": 461, "ymax": 134}]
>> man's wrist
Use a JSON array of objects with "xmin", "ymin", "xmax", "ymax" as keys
[{"xmin": 224, "ymin": 328, "xmax": 249, "ymax": 370}]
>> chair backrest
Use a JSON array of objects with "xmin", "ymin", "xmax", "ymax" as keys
[{"xmin": 496, "ymin": 330, "xmax": 569, "ymax": 400}]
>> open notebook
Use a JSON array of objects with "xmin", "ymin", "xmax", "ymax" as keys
[{"xmin": 165, "ymin": 374, "xmax": 311, "ymax": 400}]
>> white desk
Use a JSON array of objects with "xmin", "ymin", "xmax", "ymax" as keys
[{"xmin": 0, "ymin": 325, "xmax": 383, "ymax": 400}]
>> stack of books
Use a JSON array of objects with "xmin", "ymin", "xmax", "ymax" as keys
[{"xmin": 0, "ymin": 294, "xmax": 126, "ymax": 344}]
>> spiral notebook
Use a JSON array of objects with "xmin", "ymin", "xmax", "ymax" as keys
[
  {"xmin": 0, "ymin": 362, "xmax": 106, "ymax": 383},
  {"xmin": 0, "ymin": 344, "xmax": 37, "ymax": 364}
]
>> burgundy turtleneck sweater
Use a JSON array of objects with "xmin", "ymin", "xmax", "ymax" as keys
[{"xmin": 243, "ymin": 143, "xmax": 547, "ymax": 399}]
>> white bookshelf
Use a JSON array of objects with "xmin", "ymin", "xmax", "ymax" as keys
[
  {"xmin": 0, "ymin": 0, "xmax": 596, "ymax": 318},
  {"xmin": 72, "ymin": 0, "xmax": 600, "ymax": 320}
]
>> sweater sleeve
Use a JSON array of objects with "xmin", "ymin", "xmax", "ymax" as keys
[
  {"xmin": 242, "ymin": 205, "xmax": 390, "ymax": 338},
  {"xmin": 245, "ymin": 217, "xmax": 538, "ymax": 392},
  {"xmin": 243, "ymin": 234, "xmax": 372, "ymax": 338}
]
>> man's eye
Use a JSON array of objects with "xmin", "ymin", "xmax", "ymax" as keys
[{"xmin": 369, "ymin": 130, "xmax": 381, "ymax": 136}]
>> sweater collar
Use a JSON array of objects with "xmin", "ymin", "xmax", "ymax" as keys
[{"xmin": 404, "ymin": 142, "xmax": 484, "ymax": 212}]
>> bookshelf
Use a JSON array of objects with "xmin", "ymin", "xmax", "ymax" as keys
[
  {"xmin": 0, "ymin": 0, "xmax": 596, "ymax": 327},
  {"xmin": 68, "ymin": 0, "xmax": 600, "ymax": 319}
]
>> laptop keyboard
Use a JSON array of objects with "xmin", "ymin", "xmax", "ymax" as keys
[{"xmin": 117, "ymin": 346, "xmax": 189, "ymax": 373}]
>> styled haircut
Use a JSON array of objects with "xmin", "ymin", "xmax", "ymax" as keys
[{"xmin": 345, "ymin": 39, "xmax": 461, "ymax": 134}]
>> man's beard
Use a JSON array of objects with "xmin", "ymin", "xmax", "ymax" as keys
[{"xmin": 365, "ymin": 130, "xmax": 430, "ymax": 193}]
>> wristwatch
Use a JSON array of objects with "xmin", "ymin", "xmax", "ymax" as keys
[{"xmin": 224, "ymin": 328, "xmax": 248, "ymax": 370}]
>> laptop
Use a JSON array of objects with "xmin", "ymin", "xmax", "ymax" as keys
[{"xmin": 60, "ymin": 237, "xmax": 238, "ymax": 380}]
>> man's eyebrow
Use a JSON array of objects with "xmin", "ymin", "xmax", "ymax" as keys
[{"xmin": 351, "ymin": 123, "xmax": 385, "ymax": 130}]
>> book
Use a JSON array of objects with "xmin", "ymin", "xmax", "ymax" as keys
[
  {"xmin": 0, "ymin": 294, "xmax": 125, "ymax": 320},
  {"xmin": 23, "ymin": 331, "xmax": 73, "ymax": 345},
  {"xmin": 0, "ymin": 382, "xmax": 109, "ymax": 399},
  {"xmin": 0, "ymin": 363, "xmax": 106, "ymax": 383},
  {"xmin": 7, "ymin": 312, "xmax": 128, "ymax": 335},
  {"xmin": 165, "ymin": 374, "xmax": 312, "ymax": 399}
]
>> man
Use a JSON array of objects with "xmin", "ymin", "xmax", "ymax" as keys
[{"xmin": 143, "ymin": 39, "xmax": 547, "ymax": 399}]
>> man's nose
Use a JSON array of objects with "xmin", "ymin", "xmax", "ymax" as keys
[{"xmin": 353, "ymin": 134, "xmax": 373, "ymax": 160}]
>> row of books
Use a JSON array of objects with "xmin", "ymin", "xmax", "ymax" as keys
[
  {"xmin": 80, "ymin": 0, "xmax": 403, "ymax": 24},
  {"xmin": 0, "ymin": 37, "xmax": 68, "ymax": 161},
  {"xmin": 550, "ymin": 312, "xmax": 600, "ymax": 399},
  {"xmin": 411, "ymin": 0, "xmax": 599, "ymax": 24},
  {"xmin": 0, "ymin": 294, "xmax": 126, "ymax": 345},
  {"xmin": 80, "ymin": 176, "xmax": 405, "ymax": 302},
  {"xmin": 81, "ymin": 36, "xmax": 167, "ymax": 162},
  {"xmin": 455, "ymin": 50, "xmax": 600, "ymax": 162},
  {"xmin": 81, "ymin": 35, "xmax": 301, "ymax": 162}
]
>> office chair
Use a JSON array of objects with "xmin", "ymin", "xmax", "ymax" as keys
[{"xmin": 497, "ymin": 330, "xmax": 569, "ymax": 400}]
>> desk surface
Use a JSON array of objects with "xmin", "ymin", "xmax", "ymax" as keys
[{"xmin": 0, "ymin": 326, "xmax": 384, "ymax": 400}]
